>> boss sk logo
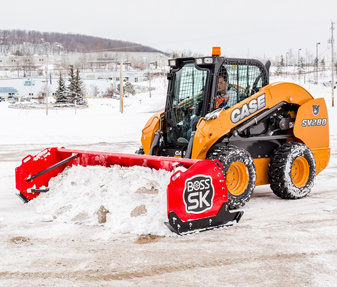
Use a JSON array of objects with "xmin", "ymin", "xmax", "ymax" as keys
[{"xmin": 183, "ymin": 175, "xmax": 214, "ymax": 214}]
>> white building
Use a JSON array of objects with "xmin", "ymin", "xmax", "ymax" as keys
[
  {"xmin": 0, "ymin": 51, "xmax": 169, "ymax": 77},
  {"xmin": 0, "ymin": 87, "xmax": 18, "ymax": 98}
]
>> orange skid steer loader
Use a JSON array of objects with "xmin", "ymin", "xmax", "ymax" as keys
[
  {"xmin": 137, "ymin": 47, "xmax": 330, "ymax": 209},
  {"xmin": 16, "ymin": 47, "xmax": 330, "ymax": 234}
]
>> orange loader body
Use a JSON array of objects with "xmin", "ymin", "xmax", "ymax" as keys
[{"xmin": 141, "ymin": 82, "xmax": 330, "ymax": 187}]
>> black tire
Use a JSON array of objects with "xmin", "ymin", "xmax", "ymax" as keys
[
  {"xmin": 208, "ymin": 145, "xmax": 256, "ymax": 209},
  {"xmin": 268, "ymin": 142, "xmax": 316, "ymax": 199}
]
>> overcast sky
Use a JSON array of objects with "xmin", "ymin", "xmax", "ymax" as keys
[{"xmin": 1, "ymin": 0, "xmax": 336, "ymax": 62}]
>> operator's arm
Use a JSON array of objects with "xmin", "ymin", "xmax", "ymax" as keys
[{"xmin": 215, "ymin": 94, "xmax": 229, "ymax": 109}]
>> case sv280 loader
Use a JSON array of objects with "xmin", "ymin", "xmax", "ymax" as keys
[{"xmin": 15, "ymin": 47, "xmax": 330, "ymax": 234}]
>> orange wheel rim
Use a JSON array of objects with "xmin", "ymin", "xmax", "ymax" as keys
[
  {"xmin": 291, "ymin": 157, "xmax": 310, "ymax": 187},
  {"xmin": 226, "ymin": 162, "xmax": 249, "ymax": 196}
]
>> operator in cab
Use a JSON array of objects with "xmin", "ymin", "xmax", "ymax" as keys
[{"xmin": 215, "ymin": 66, "xmax": 237, "ymax": 109}]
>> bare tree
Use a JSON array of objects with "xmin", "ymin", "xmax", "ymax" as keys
[
  {"xmin": 90, "ymin": 84, "xmax": 100, "ymax": 98},
  {"xmin": 78, "ymin": 53, "xmax": 87, "ymax": 71},
  {"xmin": 103, "ymin": 83, "xmax": 115, "ymax": 98}
]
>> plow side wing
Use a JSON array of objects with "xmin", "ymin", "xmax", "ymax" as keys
[
  {"xmin": 166, "ymin": 159, "xmax": 244, "ymax": 235},
  {"xmin": 167, "ymin": 159, "xmax": 227, "ymax": 221}
]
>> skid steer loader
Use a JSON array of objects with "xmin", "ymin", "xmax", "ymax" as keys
[
  {"xmin": 15, "ymin": 47, "xmax": 330, "ymax": 234},
  {"xmin": 138, "ymin": 47, "xmax": 330, "ymax": 209}
]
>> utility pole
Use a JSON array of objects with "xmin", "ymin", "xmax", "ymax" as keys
[
  {"xmin": 148, "ymin": 62, "xmax": 152, "ymax": 98},
  {"xmin": 298, "ymin": 48, "xmax": 302, "ymax": 83},
  {"xmin": 286, "ymin": 52, "xmax": 289, "ymax": 78},
  {"xmin": 46, "ymin": 54, "xmax": 49, "ymax": 116},
  {"xmin": 316, "ymin": 42, "xmax": 320, "ymax": 84},
  {"xmin": 331, "ymin": 21, "xmax": 335, "ymax": 107},
  {"xmin": 120, "ymin": 57, "xmax": 124, "ymax": 113}
]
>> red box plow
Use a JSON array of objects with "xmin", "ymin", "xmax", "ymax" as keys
[{"xmin": 15, "ymin": 147, "xmax": 243, "ymax": 234}]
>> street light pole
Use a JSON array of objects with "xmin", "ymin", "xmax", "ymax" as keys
[
  {"xmin": 316, "ymin": 42, "xmax": 320, "ymax": 84},
  {"xmin": 298, "ymin": 48, "xmax": 302, "ymax": 83},
  {"xmin": 120, "ymin": 57, "xmax": 124, "ymax": 113},
  {"xmin": 46, "ymin": 54, "xmax": 49, "ymax": 116},
  {"xmin": 331, "ymin": 21, "xmax": 335, "ymax": 107},
  {"xmin": 148, "ymin": 62, "xmax": 152, "ymax": 98},
  {"xmin": 286, "ymin": 52, "xmax": 289, "ymax": 78}
]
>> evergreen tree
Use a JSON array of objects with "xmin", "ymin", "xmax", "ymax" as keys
[
  {"xmin": 314, "ymin": 57, "xmax": 318, "ymax": 68},
  {"xmin": 73, "ymin": 69, "xmax": 87, "ymax": 105},
  {"xmin": 66, "ymin": 65, "xmax": 77, "ymax": 104},
  {"xmin": 116, "ymin": 83, "xmax": 123, "ymax": 95},
  {"xmin": 124, "ymin": 81, "xmax": 135, "ymax": 96},
  {"xmin": 320, "ymin": 59, "xmax": 325, "ymax": 71},
  {"xmin": 275, "ymin": 59, "xmax": 283, "ymax": 75},
  {"xmin": 55, "ymin": 72, "xmax": 67, "ymax": 103},
  {"xmin": 280, "ymin": 55, "xmax": 285, "ymax": 67},
  {"xmin": 298, "ymin": 57, "xmax": 305, "ymax": 75}
]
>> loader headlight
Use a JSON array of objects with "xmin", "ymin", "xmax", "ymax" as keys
[
  {"xmin": 195, "ymin": 58, "xmax": 214, "ymax": 65},
  {"xmin": 169, "ymin": 59, "xmax": 176, "ymax": 67},
  {"xmin": 196, "ymin": 58, "xmax": 203, "ymax": 65}
]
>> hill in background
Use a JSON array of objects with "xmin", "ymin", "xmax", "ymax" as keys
[{"xmin": 0, "ymin": 29, "xmax": 163, "ymax": 55}]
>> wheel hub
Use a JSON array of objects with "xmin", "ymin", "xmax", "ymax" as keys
[
  {"xmin": 291, "ymin": 156, "xmax": 310, "ymax": 187},
  {"xmin": 226, "ymin": 162, "xmax": 249, "ymax": 196}
]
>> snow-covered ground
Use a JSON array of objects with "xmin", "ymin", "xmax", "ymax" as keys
[{"xmin": 0, "ymin": 75, "xmax": 336, "ymax": 286}]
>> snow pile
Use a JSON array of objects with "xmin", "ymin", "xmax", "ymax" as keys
[{"xmin": 31, "ymin": 164, "xmax": 175, "ymax": 236}]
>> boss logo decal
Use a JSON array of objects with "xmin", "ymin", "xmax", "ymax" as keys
[
  {"xmin": 183, "ymin": 175, "xmax": 214, "ymax": 213},
  {"xmin": 230, "ymin": 94, "xmax": 266, "ymax": 124}
]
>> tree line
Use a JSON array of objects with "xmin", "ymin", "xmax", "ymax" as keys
[
  {"xmin": 54, "ymin": 65, "xmax": 136, "ymax": 105},
  {"xmin": 0, "ymin": 29, "xmax": 163, "ymax": 55},
  {"xmin": 275, "ymin": 54, "xmax": 329, "ymax": 76}
]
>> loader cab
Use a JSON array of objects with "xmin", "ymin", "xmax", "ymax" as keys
[
  {"xmin": 212, "ymin": 59, "xmax": 270, "ymax": 109},
  {"xmin": 161, "ymin": 55, "xmax": 269, "ymax": 158},
  {"xmin": 162, "ymin": 58, "xmax": 212, "ymax": 157}
]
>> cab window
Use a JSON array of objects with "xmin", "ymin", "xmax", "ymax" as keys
[{"xmin": 213, "ymin": 63, "xmax": 265, "ymax": 110}]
